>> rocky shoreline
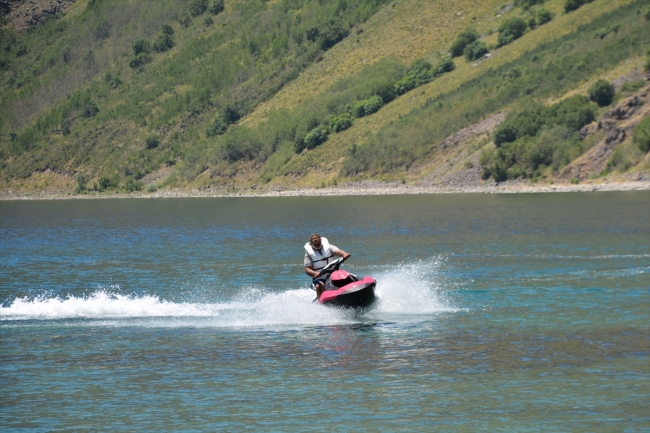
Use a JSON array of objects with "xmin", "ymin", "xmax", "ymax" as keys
[{"xmin": 1, "ymin": 178, "xmax": 649, "ymax": 200}]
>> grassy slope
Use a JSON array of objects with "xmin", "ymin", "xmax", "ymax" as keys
[
  {"xmin": 0, "ymin": 0, "xmax": 647, "ymax": 193},
  {"xmin": 262, "ymin": 0, "xmax": 645, "ymax": 186}
]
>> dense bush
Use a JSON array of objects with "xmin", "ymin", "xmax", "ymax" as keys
[
  {"xmin": 483, "ymin": 96, "xmax": 597, "ymax": 180},
  {"xmin": 209, "ymin": 0, "xmax": 225, "ymax": 15},
  {"xmin": 394, "ymin": 58, "xmax": 454, "ymax": 95},
  {"xmin": 450, "ymin": 29, "xmax": 478, "ymax": 58},
  {"xmin": 82, "ymin": 100, "xmax": 100, "ymax": 118},
  {"xmin": 304, "ymin": 126, "xmax": 330, "ymax": 149},
  {"xmin": 588, "ymin": 79, "xmax": 615, "ymax": 106},
  {"xmin": 307, "ymin": 18, "xmax": 349, "ymax": 50},
  {"xmin": 329, "ymin": 112, "xmax": 353, "ymax": 132},
  {"xmin": 221, "ymin": 126, "xmax": 262, "ymax": 162},
  {"xmin": 125, "ymin": 177, "xmax": 144, "ymax": 191},
  {"xmin": 464, "ymin": 40, "xmax": 489, "ymax": 61},
  {"xmin": 537, "ymin": 9, "xmax": 553, "ymax": 25},
  {"xmin": 498, "ymin": 17, "xmax": 527, "ymax": 47},
  {"xmin": 99, "ymin": 175, "xmax": 119, "ymax": 191},
  {"xmin": 153, "ymin": 33, "xmax": 174, "ymax": 53},
  {"xmin": 494, "ymin": 95, "xmax": 596, "ymax": 146},
  {"xmin": 515, "ymin": 0, "xmax": 545, "ymax": 7},
  {"xmin": 146, "ymin": 135, "xmax": 160, "ymax": 149},
  {"xmin": 132, "ymin": 39, "xmax": 151, "ymax": 55},
  {"xmin": 206, "ymin": 118, "xmax": 228, "ymax": 137},
  {"xmin": 565, "ymin": 0, "xmax": 593, "ymax": 13},
  {"xmin": 129, "ymin": 52, "xmax": 152, "ymax": 71},
  {"xmin": 363, "ymin": 95, "xmax": 384, "ymax": 115},
  {"xmin": 633, "ymin": 116, "xmax": 650, "ymax": 153},
  {"xmin": 189, "ymin": 0, "xmax": 209, "ymax": 17}
]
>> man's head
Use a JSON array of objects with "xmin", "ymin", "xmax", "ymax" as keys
[{"xmin": 309, "ymin": 233, "xmax": 322, "ymax": 249}]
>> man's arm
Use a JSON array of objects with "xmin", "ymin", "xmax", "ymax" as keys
[
  {"xmin": 305, "ymin": 266, "xmax": 320, "ymax": 278},
  {"xmin": 334, "ymin": 249, "xmax": 351, "ymax": 260}
]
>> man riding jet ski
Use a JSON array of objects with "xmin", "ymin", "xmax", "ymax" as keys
[{"xmin": 304, "ymin": 234, "xmax": 377, "ymax": 309}]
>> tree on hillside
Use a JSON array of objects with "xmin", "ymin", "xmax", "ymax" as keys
[
  {"xmin": 588, "ymin": 79, "xmax": 615, "ymax": 106},
  {"xmin": 537, "ymin": 9, "xmax": 553, "ymax": 25},
  {"xmin": 464, "ymin": 40, "xmax": 489, "ymax": 61},
  {"xmin": 565, "ymin": 0, "xmax": 593, "ymax": 13},
  {"xmin": 210, "ymin": 0, "xmax": 225, "ymax": 15},
  {"xmin": 498, "ymin": 17, "xmax": 527, "ymax": 47},
  {"xmin": 450, "ymin": 29, "xmax": 478, "ymax": 57}
]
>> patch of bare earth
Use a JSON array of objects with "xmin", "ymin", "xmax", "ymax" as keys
[{"xmin": 415, "ymin": 112, "xmax": 505, "ymax": 188}]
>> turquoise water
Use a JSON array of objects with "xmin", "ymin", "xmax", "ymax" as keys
[{"xmin": 1, "ymin": 193, "xmax": 648, "ymax": 431}]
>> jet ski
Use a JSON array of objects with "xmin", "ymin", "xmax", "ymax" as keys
[{"xmin": 311, "ymin": 257, "xmax": 377, "ymax": 309}]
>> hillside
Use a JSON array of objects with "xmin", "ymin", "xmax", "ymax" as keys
[{"xmin": 0, "ymin": 0, "xmax": 649, "ymax": 195}]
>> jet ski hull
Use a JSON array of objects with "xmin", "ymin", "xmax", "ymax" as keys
[{"xmin": 319, "ymin": 277, "xmax": 377, "ymax": 309}]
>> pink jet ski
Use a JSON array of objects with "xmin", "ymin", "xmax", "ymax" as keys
[{"xmin": 312, "ymin": 257, "xmax": 378, "ymax": 309}]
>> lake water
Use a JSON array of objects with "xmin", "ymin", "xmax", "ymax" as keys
[{"xmin": 1, "ymin": 193, "xmax": 648, "ymax": 432}]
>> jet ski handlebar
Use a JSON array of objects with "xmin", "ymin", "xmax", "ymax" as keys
[{"xmin": 317, "ymin": 257, "xmax": 348, "ymax": 276}]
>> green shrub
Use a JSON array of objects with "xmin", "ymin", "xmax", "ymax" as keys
[
  {"xmin": 206, "ymin": 118, "xmax": 228, "ymax": 137},
  {"xmin": 82, "ymin": 100, "xmax": 99, "ymax": 118},
  {"xmin": 565, "ymin": 0, "xmax": 593, "ymax": 13},
  {"xmin": 498, "ymin": 17, "xmax": 527, "ymax": 47},
  {"xmin": 538, "ymin": 9, "xmax": 553, "ymax": 25},
  {"xmin": 394, "ymin": 59, "xmax": 445, "ymax": 96},
  {"xmin": 363, "ymin": 95, "xmax": 384, "ymax": 115},
  {"xmin": 129, "ymin": 52, "xmax": 152, "ymax": 71},
  {"xmin": 494, "ymin": 95, "xmax": 596, "ymax": 146},
  {"xmin": 294, "ymin": 135, "xmax": 306, "ymax": 153},
  {"xmin": 132, "ymin": 39, "xmax": 151, "ymax": 55},
  {"xmin": 76, "ymin": 173, "xmax": 88, "ymax": 191},
  {"xmin": 484, "ymin": 96, "xmax": 597, "ymax": 180},
  {"xmin": 394, "ymin": 75, "xmax": 418, "ymax": 95},
  {"xmin": 450, "ymin": 29, "xmax": 478, "ymax": 57},
  {"xmin": 125, "ymin": 177, "xmax": 144, "ymax": 192},
  {"xmin": 330, "ymin": 113, "xmax": 352, "ymax": 132},
  {"xmin": 347, "ymin": 100, "xmax": 366, "ymax": 118},
  {"xmin": 515, "ymin": 0, "xmax": 546, "ymax": 8},
  {"xmin": 329, "ymin": 113, "xmax": 353, "ymax": 132},
  {"xmin": 209, "ymin": 0, "xmax": 225, "ymax": 15},
  {"xmin": 376, "ymin": 83, "xmax": 397, "ymax": 104},
  {"xmin": 16, "ymin": 44, "xmax": 27, "ymax": 57},
  {"xmin": 633, "ymin": 116, "xmax": 650, "ymax": 153},
  {"xmin": 61, "ymin": 120, "xmax": 71, "ymax": 136},
  {"xmin": 464, "ymin": 40, "xmax": 489, "ymax": 61},
  {"xmin": 221, "ymin": 126, "xmax": 263, "ymax": 162},
  {"xmin": 189, "ymin": 0, "xmax": 209, "ymax": 17},
  {"xmin": 145, "ymin": 135, "xmax": 160, "ymax": 149},
  {"xmin": 99, "ymin": 175, "xmax": 119, "ymax": 191},
  {"xmin": 588, "ymin": 79, "xmax": 615, "ymax": 106},
  {"xmin": 304, "ymin": 126, "xmax": 329, "ymax": 149},
  {"xmin": 153, "ymin": 33, "xmax": 174, "ymax": 53},
  {"xmin": 179, "ymin": 14, "xmax": 192, "ymax": 28},
  {"xmin": 434, "ymin": 57, "xmax": 455, "ymax": 74},
  {"xmin": 161, "ymin": 24, "xmax": 174, "ymax": 36},
  {"xmin": 311, "ymin": 19, "xmax": 349, "ymax": 50}
]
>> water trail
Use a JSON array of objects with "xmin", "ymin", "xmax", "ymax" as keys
[{"xmin": 0, "ymin": 259, "xmax": 457, "ymax": 327}]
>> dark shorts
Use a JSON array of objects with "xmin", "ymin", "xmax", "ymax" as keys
[{"xmin": 312, "ymin": 276, "xmax": 327, "ymax": 286}]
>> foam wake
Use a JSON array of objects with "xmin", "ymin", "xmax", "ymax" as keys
[{"xmin": 1, "ymin": 259, "xmax": 457, "ymax": 327}]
